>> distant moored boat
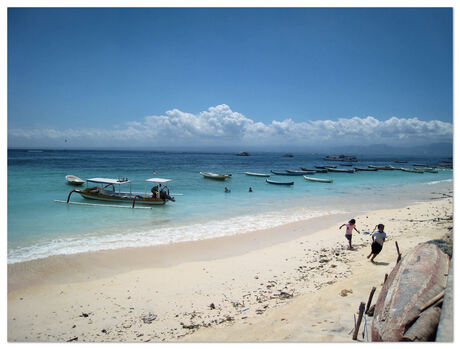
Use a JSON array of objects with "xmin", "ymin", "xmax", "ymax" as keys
[
  {"xmin": 244, "ymin": 172, "xmax": 270, "ymax": 177},
  {"xmin": 266, "ymin": 179, "xmax": 294, "ymax": 185},
  {"xmin": 200, "ymin": 172, "xmax": 232, "ymax": 180},
  {"xmin": 66, "ymin": 175, "xmax": 85, "ymax": 186},
  {"xmin": 303, "ymin": 176, "xmax": 333, "ymax": 183}
]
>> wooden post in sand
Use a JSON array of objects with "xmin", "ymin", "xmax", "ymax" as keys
[
  {"xmin": 395, "ymin": 241, "xmax": 402, "ymax": 263},
  {"xmin": 384, "ymin": 273, "xmax": 388, "ymax": 284},
  {"xmin": 365, "ymin": 287, "xmax": 377, "ymax": 314},
  {"xmin": 352, "ymin": 302, "xmax": 366, "ymax": 340}
]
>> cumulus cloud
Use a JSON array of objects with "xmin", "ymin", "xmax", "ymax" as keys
[{"xmin": 8, "ymin": 104, "xmax": 452, "ymax": 148}]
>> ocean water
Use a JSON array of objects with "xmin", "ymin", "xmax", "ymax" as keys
[{"xmin": 7, "ymin": 149, "xmax": 453, "ymax": 263}]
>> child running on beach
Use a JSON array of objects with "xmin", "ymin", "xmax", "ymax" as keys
[
  {"xmin": 339, "ymin": 219, "xmax": 360, "ymax": 250},
  {"xmin": 367, "ymin": 224, "xmax": 387, "ymax": 263}
]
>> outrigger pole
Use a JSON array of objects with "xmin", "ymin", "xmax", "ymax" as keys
[{"xmin": 54, "ymin": 200, "xmax": 153, "ymax": 209}]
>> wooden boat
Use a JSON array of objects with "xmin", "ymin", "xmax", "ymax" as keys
[
  {"xmin": 64, "ymin": 177, "xmax": 175, "ymax": 207},
  {"xmin": 413, "ymin": 163, "xmax": 430, "ymax": 167},
  {"xmin": 327, "ymin": 168, "xmax": 355, "ymax": 173},
  {"xmin": 266, "ymin": 179, "xmax": 294, "ymax": 186},
  {"xmin": 286, "ymin": 169, "xmax": 316, "ymax": 174},
  {"xmin": 200, "ymin": 172, "xmax": 232, "ymax": 180},
  {"xmin": 354, "ymin": 167, "xmax": 378, "ymax": 171},
  {"xmin": 400, "ymin": 168, "xmax": 424, "ymax": 173},
  {"xmin": 302, "ymin": 167, "xmax": 326, "ymax": 173},
  {"xmin": 371, "ymin": 243, "xmax": 449, "ymax": 341},
  {"xmin": 315, "ymin": 165, "xmax": 336, "ymax": 169},
  {"xmin": 271, "ymin": 170, "xmax": 304, "ymax": 176},
  {"xmin": 323, "ymin": 154, "xmax": 358, "ymax": 162},
  {"xmin": 66, "ymin": 175, "xmax": 85, "ymax": 186},
  {"xmin": 368, "ymin": 165, "xmax": 395, "ymax": 170},
  {"xmin": 393, "ymin": 160, "xmax": 408, "ymax": 164},
  {"xmin": 420, "ymin": 168, "xmax": 438, "ymax": 173},
  {"xmin": 303, "ymin": 176, "xmax": 333, "ymax": 183},
  {"xmin": 236, "ymin": 151, "xmax": 249, "ymax": 156},
  {"xmin": 244, "ymin": 172, "xmax": 270, "ymax": 177}
]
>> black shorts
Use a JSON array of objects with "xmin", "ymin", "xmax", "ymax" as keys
[
  {"xmin": 345, "ymin": 234, "xmax": 352, "ymax": 241},
  {"xmin": 371, "ymin": 241, "xmax": 383, "ymax": 254}
]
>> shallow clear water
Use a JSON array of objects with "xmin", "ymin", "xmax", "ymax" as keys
[{"xmin": 8, "ymin": 149, "xmax": 452, "ymax": 263}]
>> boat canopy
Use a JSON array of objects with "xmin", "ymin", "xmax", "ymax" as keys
[
  {"xmin": 145, "ymin": 178, "xmax": 172, "ymax": 184},
  {"xmin": 87, "ymin": 178, "xmax": 132, "ymax": 185}
]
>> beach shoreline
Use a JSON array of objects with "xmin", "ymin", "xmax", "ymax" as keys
[{"xmin": 7, "ymin": 186, "xmax": 453, "ymax": 342}]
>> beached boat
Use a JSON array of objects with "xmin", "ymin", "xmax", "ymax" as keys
[
  {"xmin": 400, "ymin": 168, "xmax": 424, "ymax": 173},
  {"xmin": 65, "ymin": 175, "xmax": 85, "ymax": 186},
  {"xmin": 368, "ymin": 165, "xmax": 395, "ymax": 170},
  {"xmin": 327, "ymin": 168, "xmax": 355, "ymax": 173},
  {"xmin": 200, "ymin": 172, "xmax": 232, "ymax": 180},
  {"xmin": 266, "ymin": 179, "xmax": 294, "ymax": 185},
  {"xmin": 64, "ymin": 177, "xmax": 175, "ymax": 207},
  {"xmin": 286, "ymin": 169, "xmax": 316, "ymax": 174},
  {"xmin": 371, "ymin": 243, "xmax": 449, "ymax": 341},
  {"xmin": 303, "ymin": 176, "xmax": 333, "ymax": 183},
  {"xmin": 315, "ymin": 165, "xmax": 336, "ymax": 169},
  {"xmin": 271, "ymin": 170, "xmax": 304, "ymax": 176},
  {"xmin": 244, "ymin": 172, "xmax": 270, "ymax": 177},
  {"xmin": 354, "ymin": 167, "xmax": 378, "ymax": 171},
  {"xmin": 323, "ymin": 154, "xmax": 358, "ymax": 162}
]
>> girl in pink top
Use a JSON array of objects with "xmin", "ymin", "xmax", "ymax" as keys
[{"xmin": 339, "ymin": 219, "xmax": 361, "ymax": 250}]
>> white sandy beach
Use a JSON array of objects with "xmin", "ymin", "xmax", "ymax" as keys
[{"xmin": 7, "ymin": 189, "xmax": 452, "ymax": 342}]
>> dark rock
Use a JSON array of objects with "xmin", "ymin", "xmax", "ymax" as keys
[
  {"xmin": 141, "ymin": 312, "xmax": 157, "ymax": 324},
  {"xmin": 209, "ymin": 303, "xmax": 215, "ymax": 310}
]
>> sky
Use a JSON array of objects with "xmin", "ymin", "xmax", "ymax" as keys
[{"xmin": 7, "ymin": 7, "xmax": 453, "ymax": 150}]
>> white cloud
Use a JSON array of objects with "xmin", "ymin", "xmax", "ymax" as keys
[{"xmin": 8, "ymin": 104, "xmax": 452, "ymax": 148}]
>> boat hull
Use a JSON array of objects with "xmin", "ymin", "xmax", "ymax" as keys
[
  {"xmin": 303, "ymin": 176, "xmax": 333, "ymax": 183},
  {"xmin": 371, "ymin": 243, "xmax": 449, "ymax": 341},
  {"xmin": 79, "ymin": 190, "xmax": 166, "ymax": 205},
  {"xmin": 266, "ymin": 179, "xmax": 294, "ymax": 185},
  {"xmin": 271, "ymin": 170, "xmax": 304, "ymax": 176},
  {"xmin": 327, "ymin": 168, "xmax": 355, "ymax": 173},
  {"xmin": 200, "ymin": 172, "xmax": 232, "ymax": 180},
  {"xmin": 244, "ymin": 172, "xmax": 270, "ymax": 177}
]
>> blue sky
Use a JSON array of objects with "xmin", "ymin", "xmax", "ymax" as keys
[{"xmin": 8, "ymin": 7, "xmax": 453, "ymax": 149}]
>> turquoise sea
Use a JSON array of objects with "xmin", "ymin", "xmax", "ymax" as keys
[{"xmin": 8, "ymin": 149, "xmax": 452, "ymax": 264}]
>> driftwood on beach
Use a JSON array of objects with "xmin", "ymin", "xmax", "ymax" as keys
[{"xmin": 371, "ymin": 243, "xmax": 449, "ymax": 341}]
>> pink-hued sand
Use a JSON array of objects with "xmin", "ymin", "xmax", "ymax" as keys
[{"xmin": 8, "ymin": 190, "xmax": 452, "ymax": 342}]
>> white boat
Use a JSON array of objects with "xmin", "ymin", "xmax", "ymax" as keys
[
  {"xmin": 400, "ymin": 168, "xmax": 424, "ymax": 173},
  {"xmin": 200, "ymin": 172, "xmax": 232, "ymax": 180},
  {"xmin": 303, "ymin": 176, "xmax": 333, "ymax": 183},
  {"xmin": 66, "ymin": 175, "xmax": 85, "ymax": 186},
  {"xmin": 63, "ymin": 177, "xmax": 175, "ymax": 207},
  {"xmin": 327, "ymin": 168, "xmax": 355, "ymax": 173},
  {"xmin": 244, "ymin": 172, "xmax": 270, "ymax": 177},
  {"xmin": 419, "ymin": 168, "xmax": 438, "ymax": 173}
]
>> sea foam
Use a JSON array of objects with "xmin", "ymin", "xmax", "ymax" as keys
[{"xmin": 8, "ymin": 206, "xmax": 344, "ymax": 264}]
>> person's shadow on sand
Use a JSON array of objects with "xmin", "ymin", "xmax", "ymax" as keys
[{"xmin": 372, "ymin": 261, "xmax": 390, "ymax": 266}]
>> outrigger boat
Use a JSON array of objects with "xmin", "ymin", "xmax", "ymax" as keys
[
  {"xmin": 286, "ymin": 169, "xmax": 316, "ymax": 174},
  {"xmin": 400, "ymin": 168, "xmax": 424, "ymax": 173},
  {"xmin": 301, "ymin": 167, "xmax": 324, "ymax": 173},
  {"xmin": 315, "ymin": 165, "xmax": 336, "ymax": 169},
  {"xmin": 419, "ymin": 168, "xmax": 438, "ymax": 173},
  {"xmin": 66, "ymin": 174, "xmax": 85, "ymax": 186},
  {"xmin": 354, "ymin": 167, "xmax": 378, "ymax": 171},
  {"xmin": 58, "ymin": 177, "xmax": 175, "ymax": 209},
  {"xmin": 244, "ymin": 172, "xmax": 270, "ymax": 177},
  {"xmin": 266, "ymin": 179, "xmax": 294, "ymax": 185},
  {"xmin": 303, "ymin": 176, "xmax": 333, "ymax": 183},
  {"xmin": 368, "ymin": 165, "xmax": 395, "ymax": 170},
  {"xmin": 200, "ymin": 172, "xmax": 232, "ymax": 180},
  {"xmin": 271, "ymin": 170, "xmax": 304, "ymax": 176},
  {"xmin": 327, "ymin": 168, "xmax": 355, "ymax": 173}
]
